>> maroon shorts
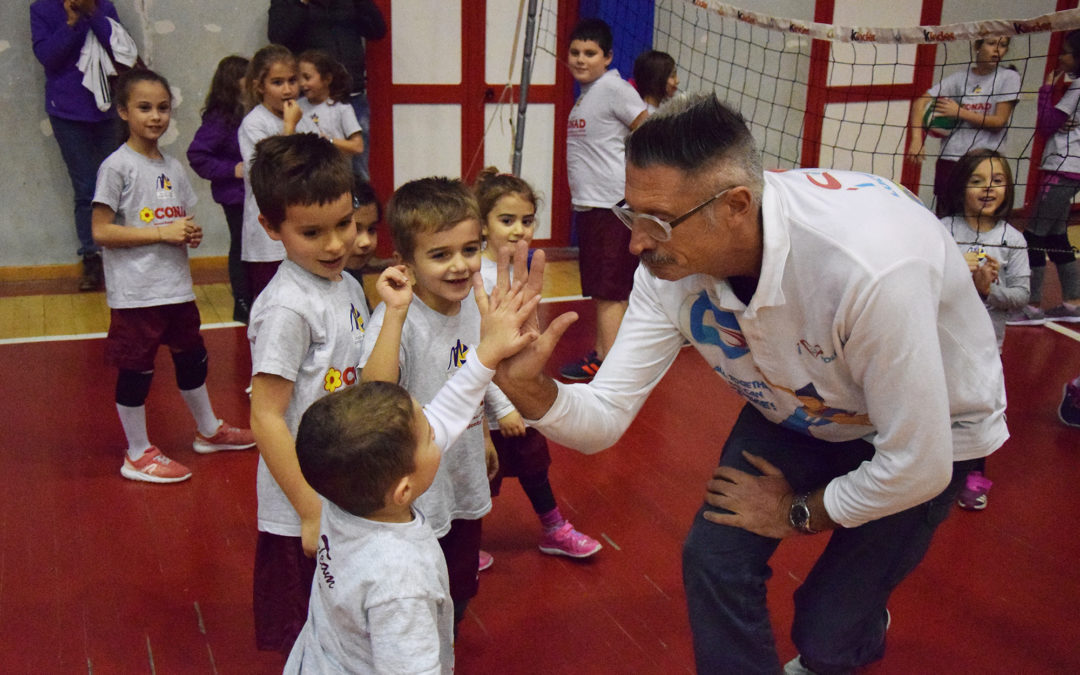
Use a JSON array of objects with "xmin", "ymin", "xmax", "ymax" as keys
[
  {"xmin": 253, "ymin": 532, "xmax": 317, "ymax": 654},
  {"xmin": 489, "ymin": 427, "xmax": 552, "ymax": 497},
  {"xmin": 104, "ymin": 301, "xmax": 204, "ymax": 371},
  {"xmin": 438, "ymin": 518, "xmax": 482, "ymax": 611},
  {"xmin": 576, "ymin": 208, "xmax": 637, "ymax": 301},
  {"xmin": 246, "ymin": 260, "xmax": 282, "ymax": 302}
]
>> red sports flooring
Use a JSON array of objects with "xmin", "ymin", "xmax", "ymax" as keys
[{"xmin": 0, "ymin": 299, "xmax": 1078, "ymax": 673}]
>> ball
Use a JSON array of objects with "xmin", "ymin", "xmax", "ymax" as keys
[{"xmin": 923, "ymin": 98, "xmax": 958, "ymax": 138}]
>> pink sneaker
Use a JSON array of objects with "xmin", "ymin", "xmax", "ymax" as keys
[
  {"xmin": 538, "ymin": 522, "xmax": 602, "ymax": 558},
  {"xmin": 478, "ymin": 550, "xmax": 494, "ymax": 572},
  {"xmin": 193, "ymin": 419, "xmax": 256, "ymax": 454},
  {"xmin": 957, "ymin": 471, "xmax": 992, "ymax": 510},
  {"xmin": 121, "ymin": 447, "xmax": 192, "ymax": 484}
]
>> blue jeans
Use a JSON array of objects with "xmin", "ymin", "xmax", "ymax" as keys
[
  {"xmin": 349, "ymin": 92, "xmax": 371, "ymax": 181},
  {"xmin": 49, "ymin": 115, "xmax": 119, "ymax": 257},
  {"xmin": 682, "ymin": 404, "xmax": 974, "ymax": 674}
]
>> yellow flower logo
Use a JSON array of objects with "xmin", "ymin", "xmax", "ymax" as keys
[
  {"xmin": 323, "ymin": 367, "xmax": 343, "ymax": 393},
  {"xmin": 140, "ymin": 207, "xmax": 154, "ymax": 223}
]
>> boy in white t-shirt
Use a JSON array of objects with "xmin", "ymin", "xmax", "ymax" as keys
[
  {"xmin": 284, "ymin": 250, "xmax": 544, "ymax": 674},
  {"xmin": 246, "ymin": 133, "xmax": 405, "ymax": 654},
  {"xmin": 560, "ymin": 18, "xmax": 649, "ymax": 381}
]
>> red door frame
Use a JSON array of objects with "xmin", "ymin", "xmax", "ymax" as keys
[{"xmin": 366, "ymin": 0, "xmax": 577, "ymax": 252}]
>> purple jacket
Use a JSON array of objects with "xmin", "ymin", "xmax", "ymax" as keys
[
  {"xmin": 187, "ymin": 111, "xmax": 245, "ymax": 206},
  {"xmin": 31, "ymin": 0, "xmax": 122, "ymax": 122}
]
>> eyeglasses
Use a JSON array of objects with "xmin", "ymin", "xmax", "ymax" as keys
[{"xmin": 611, "ymin": 188, "xmax": 733, "ymax": 242}]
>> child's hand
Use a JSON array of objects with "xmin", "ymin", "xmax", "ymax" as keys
[
  {"xmin": 376, "ymin": 264, "xmax": 412, "ymax": 311},
  {"xmin": 283, "ymin": 99, "xmax": 302, "ymax": 129},
  {"xmin": 934, "ymin": 97, "xmax": 960, "ymax": 120},
  {"xmin": 972, "ymin": 255, "xmax": 999, "ymax": 297},
  {"xmin": 234, "ymin": 162, "xmax": 244, "ymax": 179},
  {"xmin": 484, "ymin": 439, "xmax": 500, "ymax": 481},
  {"xmin": 158, "ymin": 218, "xmax": 190, "ymax": 246},
  {"xmin": 472, "ymin": 244, "xmax": 543, "ymax": 369},
  {"xmin": 497, "ymin": 410, "xmax": 526, "ymax": 437},
  {"xmin": 186, "ymin": 221, "xmax": 203, "ymax": 248}
]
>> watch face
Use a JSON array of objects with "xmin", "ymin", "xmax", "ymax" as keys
[{"xmin": 789, "ymin": 502, "xmax": 810, "ymax": 529}]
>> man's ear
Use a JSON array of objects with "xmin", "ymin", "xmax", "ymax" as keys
[
  {"xmin": 724, "ymin": 186, "xmax": 756, "ymax": 220},
  {"xmin": 258, "ymin": 213, "xmax": 282, "ymax": 241}
]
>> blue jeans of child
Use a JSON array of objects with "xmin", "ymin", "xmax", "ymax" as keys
[
  {"xmin": 49, "ymin": 115, "xmax": 119, "ymax": 257},
  {"xmin": 682, "ymin": 404, "xmax": 974, "ymax": 674}
]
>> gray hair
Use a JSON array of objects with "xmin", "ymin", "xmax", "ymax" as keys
[{"xmin": 627, "ymin": 92, "xmax": 763, "ymax": 205}]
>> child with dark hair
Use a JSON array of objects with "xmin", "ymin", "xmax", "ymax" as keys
[
  {"xmin": 298, "ymin": 49, "xmax": 365, "ymax": 158},
  {"xmin": 92, "ymin": 68, "xmax": 254, "ymax": 484},
  {"xmin": 1011, "ymin": 29, "xmax": 1080, "ymax": 324},
  {"xmin": 938, "ymin": 148, "xmax": 1028, "ymax": 511},
  {"xmin": 187, "ymin": 54, "xmax": 251, "ymax": 322},
  {"xmin": 345, "ymin": 177, "xmax": 381, "ymax": 294},
  {"xmin": 632, "ymin": 49, "xmax": 678, "ymax": 112},
  {"xmin": 285, "ymin": 246, "xmax": 545, "ymax": 674}
]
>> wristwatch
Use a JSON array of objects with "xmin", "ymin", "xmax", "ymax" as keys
[{"xmin": 788, "ymin": 492, "xmax": 818, "ymax": 534}]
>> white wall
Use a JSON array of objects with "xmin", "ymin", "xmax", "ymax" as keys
[{"xmin": 3, "ymin": 0, "xmax": 270, "ymax": 267}]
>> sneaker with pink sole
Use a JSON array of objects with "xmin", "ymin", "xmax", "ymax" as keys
[
  {"xmin": 193, "ymin": 419, "xmax": 256, "ymax": 454},
  {"xmin": 957, "ymin": 470, "xmax": 992, "ymax": 510},
  {"xmin": 121, "ymin": 447, "xmax": 192, "ymax": 484},
  {"xmin": 538, "ymin": 522, "xmax": 602, "ymax": 558},
  {"xmin": 478, "ymin": 550, "xmax": 494, "ymax": 572}
]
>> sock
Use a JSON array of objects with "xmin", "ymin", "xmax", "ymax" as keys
[
  {"xmin": 539, "ymin": 507, "xmax": 566, "ymax": 532},
  {"xmin": 117, "ymin": 404, "xmax": 152, "ymax": 460},
  {"xmin": 180, "ymin": 384, "xmax": 220, "ymax": 437}
]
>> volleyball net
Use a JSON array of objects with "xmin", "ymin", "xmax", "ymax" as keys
[{"xmin": 530, "ymin": 1, "xmax": 1080, "ymax": 232}]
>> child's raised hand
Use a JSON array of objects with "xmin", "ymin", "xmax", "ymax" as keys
[
  {"xmin": 376, "ymin": 264, "xmax": 412, "ymax": 311},
  {"xmin": 283, "ymin": 100, "xmax": 303, "ymax": 129}
]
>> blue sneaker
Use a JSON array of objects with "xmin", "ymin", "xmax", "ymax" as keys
[{"xmin": 559, "ymin": 351, "xmax": 602, "ymax": 381}]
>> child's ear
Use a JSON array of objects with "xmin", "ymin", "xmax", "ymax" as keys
[
  {"xmin": 390, "ymin": 475, "xmax": 411, "ymax": 506},
  {"xmin": 117, "ymin": 105, "xmax": 129, "ymax": 122},
  {"xmin": 258, "ymin": 214, "xmax": 282, "ymax": 241}
]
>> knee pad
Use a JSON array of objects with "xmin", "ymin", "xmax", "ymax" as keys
[
  {"xmin": 171, "ymin": 347, "xmax": 208, "ymax": 391},
  {"xmin": 1046, "ymin": 234, "xmax": 1077, "ymax": 265},
  {"xmin": 116, "ymin": 369, "xmax": 154, "ymax": 407}
]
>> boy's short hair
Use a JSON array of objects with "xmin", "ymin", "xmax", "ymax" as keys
[
  {"xmin": 386, "ymin": 177, "xmax": 480, "ymax": 261},
  {"xmin": 250, "ymin": 133, "xmax": 353, "ymax": 230},
  {"xmin": 353, "ymin": 176, "xmax": 382, "ymax": 221},
  {"xmin": 570, "ymin": 18, "xmax": 613, "ymax": 55},
  {"xmin": 296, "ymin": 381, "xmax": 418, "ymax": 517}
]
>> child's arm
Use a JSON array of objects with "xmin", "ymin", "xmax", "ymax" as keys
[
  {"xmin": 905, "ymin": 93, "xmax": 933, "ymax": 164},
  {"xmin": 330, "ymin": 132, "xmax": 365, "ymax": 156},
  {"xmin": 283, "ymin": 99, "xmax": 303, "ymax": 135},
  {"xmin": 92, "ymin": 204, "xmax": 199, "ymax": 248},
  {"xmin": 361, "ymin": 265, "xmax": 412, "ymax": 383},
  {"xmin": 250, "ymin": 373, "xmax": 323, "ymax": 557},
  {"xmin": 935, "ymin": 97, "xmax": 1016, "ymax": 130},
  {"xmin": 187, "ymin": 119, "xmax": 241, "ymax": 182}
]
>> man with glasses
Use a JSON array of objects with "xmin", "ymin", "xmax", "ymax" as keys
[{"xmin": 493, "ymin": 93, "xmax": 1007, "ymax": 673}]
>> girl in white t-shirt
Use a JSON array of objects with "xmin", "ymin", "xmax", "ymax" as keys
[
  {"xmin": 472, "ymin": 167, "xmax": 602, "ymax": 565},
  {"xmin": 632, "ymin": 49, "xmax": 678, "ymax": 113},
  {"xmin": 938, "ymin": 149, "xmax": 1029, "ymax": 511},
  {"xmin": 298, "ymin": 49, "xmax": 365, "ymax": 158},
  {"xmin": 92, "ymin": 69, "xmax": 254, "ymax": 484},
  {"xmin": 906, "ymin": 37, "xmax": 1021, "ymax": 213},
  {"xmin": 239, "ymin": 44, "xmax": 319, "ymax": 299},
  {"xmin": 1019, "ymin": 30, "xmax": 1080, "ymax": 324}
]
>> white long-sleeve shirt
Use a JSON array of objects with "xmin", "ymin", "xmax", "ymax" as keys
[{"xmin": 529, "ymin": 169, "xmax": 1008, "ymax": 528}]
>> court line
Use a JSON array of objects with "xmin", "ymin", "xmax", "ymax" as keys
[
  {"xmin": 1045, "ymin": 320, "xmax": 1080, "ymax": 343},
  {"xmin": 0, "ymin": 297, "xmax": 592, "ymax": 346}
]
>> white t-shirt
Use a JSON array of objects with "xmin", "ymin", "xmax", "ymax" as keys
[
  {"xmin": 940, "ymin": 216, "xmax": 1030, "ymax": 348},
  {"xmin": 927, "ymin": 66, "xmax": 1021, "ymax": 160},
  {"xmin": 93, "ymin": 144, "xmax": 198, "ymax": 309},
  {"xmin": 566, "ymin": 68, "xmax": 647, "ymax": 208},
  {"xmin": 299, "ymin": 98, "xmax": 362, "ymax": 142},
  {"xmin": 1041, "ymin": 77, "xmax": 1080, "ymax": 174},
  {"xmin": 248, "ymin": 258, "xmax": 370, "ymax": 535},
  {"xmin": 359, "ymin": 294, "xmax": 492, "ymax": 537},
  {"xmin": 284, "ymin": 357, "xmax": 496, "ymax": 675},
  {"xmin": 239, "ymin": 104, "xmax": 319, "ymax": 262},
  {"xmin": 530, "ymin": 169, "xmax": 1008, "ymax": 529}
]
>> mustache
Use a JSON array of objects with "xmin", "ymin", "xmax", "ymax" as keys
[{"xmin": 640, "ymin": 251, "xmax": 676, "ymax": 267}]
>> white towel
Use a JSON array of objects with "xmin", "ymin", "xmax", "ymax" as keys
[{"xmin": 76, "ymin": 17, "xmax": 139, "ymax": 112}]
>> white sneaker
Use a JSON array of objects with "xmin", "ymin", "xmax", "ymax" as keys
[{"xmin": 785, "ymin": 610, "xmax": 890, "ymax": 674}]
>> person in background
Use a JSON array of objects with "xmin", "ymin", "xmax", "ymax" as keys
[
  {"xmin": 632, "ymin": 49, "xmax": 679, "ymax": 113},
  {"xmin": 268, "ymin": 0, "xmax": 387, "ymax": 180}
]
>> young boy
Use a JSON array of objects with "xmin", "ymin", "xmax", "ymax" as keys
[
  {"xmin": 284, "ymin": 262, "xmax": 543, "ymax": 673},
  {"xmin": 359, "ymin": 176, "xmax": 510, "ymax": 627},
  {"xmin": 344, "ymin": 177, "xmax": 382, "ymax": 308},
  {"xmin": 560, "ymin": 18, "xmax": 648, "ymax": 381},
  {"xmin": 247, "ymin": 133, "xmax": 381, "ymax": 654}
]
